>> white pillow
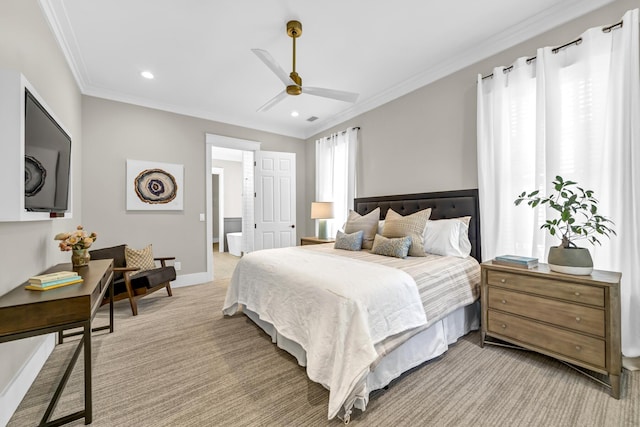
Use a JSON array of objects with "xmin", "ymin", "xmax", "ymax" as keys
[{"xmin": 423, "ymin": 217, "xmax": 472, "ymax": 258}]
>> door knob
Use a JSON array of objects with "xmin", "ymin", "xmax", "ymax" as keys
[{"xmin": 290, "ymin": 225, "xmax": 295, "ymax": 228}]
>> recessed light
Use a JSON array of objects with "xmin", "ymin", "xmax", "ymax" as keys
[
  {"xmin": 291, "ymin": 111, "xmax": 299, "ymax": 117},
  {"xmin": 141, "ymin": 71, "xmax": 154, "ymax": 79}
]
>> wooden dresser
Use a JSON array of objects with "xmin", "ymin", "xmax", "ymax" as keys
[{"xmin": 481, "ymin": 261, "xmax": 622, "ymax": 398}]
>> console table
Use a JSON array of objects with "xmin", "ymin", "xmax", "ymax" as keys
[{"xmin": 0, "ymin": 259, "xmax": 114, "ymax": 426}]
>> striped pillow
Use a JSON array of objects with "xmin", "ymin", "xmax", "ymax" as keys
[{"xmin": 382, "ymin": 208, "xmax": 431, "ymax": 257}]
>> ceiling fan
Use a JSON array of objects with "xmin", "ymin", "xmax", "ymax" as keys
[{"xmin": 252, "ymin": 20, "xmax": 359, "ymax": 112}]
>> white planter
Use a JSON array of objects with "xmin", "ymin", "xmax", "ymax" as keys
[{"xmin": 547, "ymin": 246, "xmax": 593, "ymax": 275}]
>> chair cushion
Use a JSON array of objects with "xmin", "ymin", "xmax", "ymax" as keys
[
  {"xmin": 90, "ymin": 244, "xmax": 127, "ymax": 281},
  {"xmin": 130, "ymin": 267, "xmax": 176, "ymax": 289}
]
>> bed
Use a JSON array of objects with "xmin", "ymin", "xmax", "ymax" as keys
[{"xmin": 222, "ymin": 189, "xmax": 482, "ymax": 423}]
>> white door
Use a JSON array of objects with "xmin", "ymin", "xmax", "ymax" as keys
[{"xmin": 254, "ymin": 150, "xmax": 296, "ymax": 250}]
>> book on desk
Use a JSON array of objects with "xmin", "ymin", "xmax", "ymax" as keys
[
  {"xmin": 25, "ymin": 272, "xmax": 83, "ymax": 291},
  {"xmin": 493, "ymin": 254, "xmax": 538, "ymax": 269}
]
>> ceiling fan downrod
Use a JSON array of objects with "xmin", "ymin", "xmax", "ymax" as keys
[{"xmin": 286, "ymin": 20, "xmax": 302, "ymax": 95}]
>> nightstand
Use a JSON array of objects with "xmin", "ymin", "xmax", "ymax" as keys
[
  {"xmin": 300, "ymin": 236, "xmax": 335, "ymax": 246},
  {"xmin": 481, "ymin": 261, "xmax": 622, "ymax": 398}
]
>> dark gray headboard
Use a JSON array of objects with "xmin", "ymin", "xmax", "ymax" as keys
[{"xmin": 354, "ymin": 189, "xmax": 481, "ymax": 262}]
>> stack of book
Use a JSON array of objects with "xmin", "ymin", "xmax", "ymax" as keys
[
  {"xmin": 25, "ymin": 271, "xmax": 84, "ymax": 291},
  {"xmin": 493, "ymin": 254, "xmax": 539, "ymax": 269}
]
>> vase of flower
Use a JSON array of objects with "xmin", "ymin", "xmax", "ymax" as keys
[
  {"xmin": 55, "ymin": 225, "xmax": 98, "ymax": 268},
  {"xmin": 71, "ymin": 248, "xmax": 90, "ymax": 267}
]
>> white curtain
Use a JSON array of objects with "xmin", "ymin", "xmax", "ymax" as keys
[
  {"xmin": 477, "ymin": 9, "xmax": 640, "ymax": 358},
  {"xmin": 315, "ymin": 127, "xmax": 359, "ymax": 237}
]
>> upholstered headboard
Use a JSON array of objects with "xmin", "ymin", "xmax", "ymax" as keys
[{"xmin": 354, "ymin": 189, "xmax": 481, "ymax": 262}]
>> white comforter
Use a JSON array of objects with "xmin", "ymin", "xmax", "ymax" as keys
[{"xmin": 222, "ymin": 246, "xmax": 427, "ymax": 419}]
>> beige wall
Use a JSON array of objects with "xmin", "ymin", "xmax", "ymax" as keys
[
  {"xmin": 304, "ymin": 0, "xmax": 636, "ymax": 232},
  {"xmin": 82, "ymin": 96, "xmax": 306, "ymax": 275},
  {"xmin": 0, "ymin": 0, "xmax": 82, "ymax": 421},
  {"xmin": 212, "ymin": 159, "xmax": 243, "ymax": 218}
]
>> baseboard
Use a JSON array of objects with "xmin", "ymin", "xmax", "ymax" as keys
[
  {"xmin": 171, "ymin": 271, "xmax": 211, "ymax": 288},
  {"xmin": 212, "ymin": 237, "xmax": 219, "ymax": 243},
  {"xmin": 0, "ymin": 335, "xmax": 55, "ymax": 427}
]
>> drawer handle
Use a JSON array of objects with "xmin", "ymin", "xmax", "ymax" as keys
[
  {"xmin": 575, "ymin": 317, "xmax": 581, "ymax": 322},
  {"xmin": 501, "ymin": 324, "xmax": 507, "ymax": 329},
  {"xmin": 575, "ymin": 292, "xmax": 581, "ymax": 296},
  {"xmin": 575, "ymin": 345, "xmax": 582, "ymax": 351},
  {"xmin": 500, "ymin": 279, "xmax": 506, "ymax": 283},
  {"xmin": 501, "ymin": 299, "xmax": 507, "ymax": 304}
]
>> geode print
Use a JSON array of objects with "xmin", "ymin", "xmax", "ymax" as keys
[{"xmin": 134, "ymin": 168, "xmax": 178, "ymax": 204}]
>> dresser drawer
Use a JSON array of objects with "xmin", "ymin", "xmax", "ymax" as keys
[
  {"xmin": 486, "ymin": 271, "xmax": 604, "ymax": 306},
  {"xmin": 488, "ymin": 287, "xmax": 605, "ymax": 337},
  {"xmin": 488, "ymin": 310, "xmax": 606, "ymax": 368}
]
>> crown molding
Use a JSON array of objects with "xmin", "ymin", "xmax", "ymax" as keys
[
  {"xmin": 41, "ymin": 0, "xmax": 617, "ymax": 141},
  {"xmin": 39, "ymin": 0, "xmax": 90, "ymax": 91},
  {"xmin": 81, "ymin": 85, "xmax": 307, "ymax": 139},
  {"xmin": 302, "ymin": 0, "xmax": 617, "ymax": 140}
]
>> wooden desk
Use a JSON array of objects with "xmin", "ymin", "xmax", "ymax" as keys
[{"xmin": 0, "ymin": 259, "xmax": 114, "ymax": 426}]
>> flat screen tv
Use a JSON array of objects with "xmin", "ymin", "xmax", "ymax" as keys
[{"xmin": 24, "ymin": 89, "xmax": 71, "ymax": 213}]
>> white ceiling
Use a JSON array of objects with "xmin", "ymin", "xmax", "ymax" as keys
[{"xmin": 41, "ymin": 0, "xmax": 615, "ymax": 139}]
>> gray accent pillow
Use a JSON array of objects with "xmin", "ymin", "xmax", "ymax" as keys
[
  {"xmin": 334, "ymin": 230, "xmax": 364, "ymax": 251},
  {"xmin": 344, "ymin": 207, "xmax": 380, "ymax": 249},
  {"xmin": 371, "ymin": 234, "xmax": 412, "ymax": 259},
  {"xmin": 382, "ymin": 208, "xmax": 431, "ymax": 257}
]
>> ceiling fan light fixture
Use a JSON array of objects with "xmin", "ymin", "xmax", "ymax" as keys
[
  {"xmin": 291, "ymin": 111, "xmax": 299, "ymax": 117},
  {"xmin": 140, "ymin": 70, "xmax": 154, "ymax": 79},
  {"xmin": 286, "ymin": 85, "xmax": 302, "ymax": 96},
  {"xmin": 252, "ymin": 20, "xmax": 359, "ymax": 112}
]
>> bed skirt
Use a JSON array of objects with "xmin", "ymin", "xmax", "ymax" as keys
[{"xmin": 243, "ymin": 301, "xmax": 480, "ymax": 420}]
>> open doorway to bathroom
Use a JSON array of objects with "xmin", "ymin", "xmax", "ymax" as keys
[
  {"xmin": 205, "ymin": 134, "xmax": 260, "ymax": 281},
  {"xmin": 211, "ymin": 147, "xmax": 244, "ymax": 253}
]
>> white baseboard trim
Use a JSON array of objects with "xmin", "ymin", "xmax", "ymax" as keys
[
  {"xmin": 171, "ymin": 271, "xmax": 211, "ymax": 288},
  {"xmin": 212, "ymin": 237, "xmax": 219, "ymax": 243},
  {"xmin": 0, "ymin": 335, "xmax": 55, "ymax": 427}
]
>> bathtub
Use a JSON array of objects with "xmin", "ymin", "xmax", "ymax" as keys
[{"xmin": 226, "ymin": 232, "xmax": 242, "ymax": 256}]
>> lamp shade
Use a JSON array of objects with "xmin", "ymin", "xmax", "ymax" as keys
[{"xmin": 311, "ymin": 202, "xmax": 334, "ymax": 219}]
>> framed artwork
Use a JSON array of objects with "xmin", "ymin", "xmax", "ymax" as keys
[{"xmin": 126, "ymin": 159, "xmax": 184, "ymax": 211}]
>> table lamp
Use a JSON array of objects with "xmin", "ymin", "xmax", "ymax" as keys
[{"xmin": 311, "ymin": 202, "xmax": 334, "ymax": 240}]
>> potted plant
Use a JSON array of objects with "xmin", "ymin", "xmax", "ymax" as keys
[{"xmin": 514, "ymin": 176, "xmax": 616, "ymax": 275}]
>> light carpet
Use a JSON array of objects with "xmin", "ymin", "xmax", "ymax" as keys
[{"xmin": 8, "ymin": 279, "xmax": 638, "ymax": 426}]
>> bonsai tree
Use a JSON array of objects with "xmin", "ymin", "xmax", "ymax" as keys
[{"xmin": 514, "ymin": 176, "xmax": 616, "ymax": 248}]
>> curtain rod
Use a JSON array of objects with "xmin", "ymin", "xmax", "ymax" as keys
[
  {"xmin": 481, "ymin": 19, "xmax": 623, "ymax": 80},
  {"xmin": 317, "ymin": 127, "xmax": 360, "ymax": 141},
  {"xmin": 336, "ymin": 126, "xmax": 360, "ymax": 135}
]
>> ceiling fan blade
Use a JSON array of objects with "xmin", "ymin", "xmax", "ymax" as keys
[
  {"xmin": 257, "ymin": 90, "xmax": 288, "ymax": 112},
  {"xmin": 302, "ymin": 87, "xmax": 359, "ymax": 103},
  {"xmin": 251, "ymin": 49, "xmax": 296, "ymax": 86}
]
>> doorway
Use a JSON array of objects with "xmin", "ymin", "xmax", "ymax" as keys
[
  {"xmin": 211, "ymin": 148, "xmax": 245, "ymax": 254},
  {"xmin": 205, "ymin": 134, "xmax": 261, "ymax": 280},
  {"xmin": 205, "ymin": 134, "xmax": 297, "ymax": 281}
]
